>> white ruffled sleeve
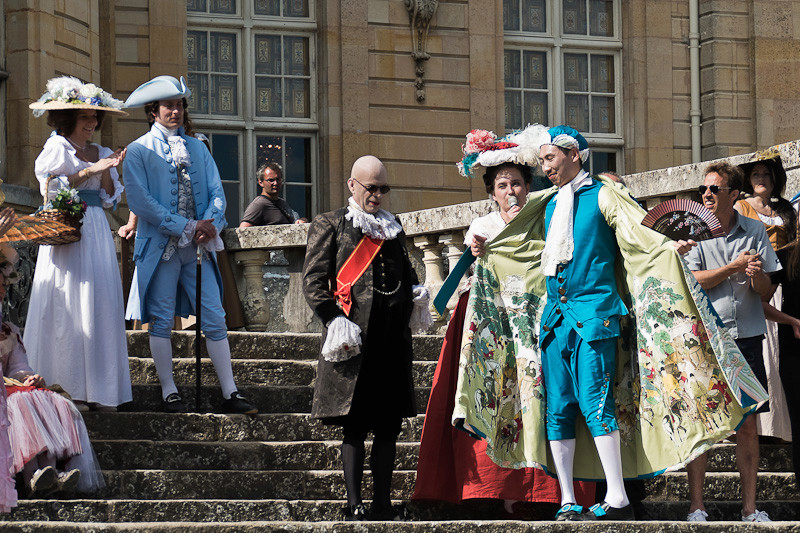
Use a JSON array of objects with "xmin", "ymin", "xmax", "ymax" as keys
[
  {"xmin": 97, "ymin": 145, "xmax": 124, "ymax": 208},
  {"xmin": 34, "ymin": 136, "xmax": 74, "ymax": 201},
  {"xmin": 463, "ymin": 211, "xmax": 505, "ymax": 246},
  {"xmin": 322, "ymin": 316, "xmax": 362, "ymax": 362}
]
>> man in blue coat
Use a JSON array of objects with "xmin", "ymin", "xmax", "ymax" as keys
[
  {"xmin": 537, "ymin": 126, "xmax": 632, "ymax": 521},
  {"xmin": 123, "ymin": 75, "xmax": 256, "ymax": 414}
]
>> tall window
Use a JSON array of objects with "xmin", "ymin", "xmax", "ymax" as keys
[
  {"xmin": 187, "ymin": 0, "xmax": 317, "ymax": 223},
  {"xmin": 503, "ymin": 0, "xmax": 622, "ymax": 175}
]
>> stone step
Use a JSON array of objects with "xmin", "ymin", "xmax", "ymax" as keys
[
  {"xmin": 125, "ymin": 385, "xmax": 431, "ymax": 414},
  {"xmin": 91, "ymin": 439, "xmax": 795, "ymax": 474},
  {"xmin": 3, "ymin": 520, "xmax": 799, "ymax": 532},
  {"xmin": 4, "ymin": 498, "xmax": 800, "ymax": 523},
  {"xmin": 82, "ymin": 470, "xmax": 798, "ymax": 501},
  {"xmin": 126, "ymin": 331, "xmax": 444, "ymax": 362},
  {"xmin": 82, "ymin": 413, "xmax": 425, "ymax": 443},
  {"xmin": 126, "ymin": 358, "xmax": 437, "ymax": 388}
]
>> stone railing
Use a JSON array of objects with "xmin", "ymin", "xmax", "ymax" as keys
[
  {"xmin": 8, "ymin": 140, "xmax": 800, "ymax": 332},
  {"xmin": 221, "ymin": 200, "xmax": 494, "ymax": 333},
  {"xmin": 220, "ymin": 138, "xmax": 800, "ymax": 334}
]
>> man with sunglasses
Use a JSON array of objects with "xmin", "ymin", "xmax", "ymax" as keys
[
  {"xmin": 302, "ymin": 155, "xmax": 429, "ymax": 521},
  {"xmin": 239, "ymin": 162, "xmax": 307, "ymax": 227},
  {"xmin": 683, "ymin": 161, "xmax": 780, "ymax": 523}
]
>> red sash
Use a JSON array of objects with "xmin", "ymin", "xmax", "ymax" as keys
[{"xmin": 334, "ymin": 235, "xmax": 383, "ymax": 316}]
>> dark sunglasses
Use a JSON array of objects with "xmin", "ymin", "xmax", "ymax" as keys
[
  {"xmin": 698, "ymin": 185, "xmax": 730, "ymax": 195},
  {"xmin": 353, "ymin": 178, "xmax": 391, "ymax": 194}
]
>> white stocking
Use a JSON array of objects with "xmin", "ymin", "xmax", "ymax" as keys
[
  {"xmin": 149, "ymin": 336, "xmax": 178, "ymax": 399},
  {"xmin": 206, "ymin": 337, "xmax": 238, "ymax": 399},
  {"xmin": 549, "ymin": 438, "xmax": 577, "ymax": 506},
  {"xmin": 594, "ymin": 430, "xmax": 629, "ymax": 508}
]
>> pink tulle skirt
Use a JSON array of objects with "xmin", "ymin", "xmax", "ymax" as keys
[
  {"xmin": 0, "ymin": 380, "xmax": 17, "ymax": 512},
  {"xmin": 5, "ymin": 386, "xmax": 104, "ymax": 492}
]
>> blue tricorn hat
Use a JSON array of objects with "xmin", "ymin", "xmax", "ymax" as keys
[{"xmin": 124, "ymin": 75, "xmax": 192, "ymax": 108}]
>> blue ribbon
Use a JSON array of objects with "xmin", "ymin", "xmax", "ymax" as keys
[
  {"xmin": 433, "ymin": 247, "xmax": 476, "ymax": 315},
  {"xmin": 78, "ymin": 190, "xmax": 117, "ymax": 210}
]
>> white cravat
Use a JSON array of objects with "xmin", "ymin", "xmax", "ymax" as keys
[
  {"xmin": 345, "ymin": 197, "xmax": 403, "ymax": 240},
  {"xmin": 541, "ymin": 170, "xmax": 592, "ymax": 276},
  {"xmin": 153, "ymin": 122, "xmax": 191, "ymax": 167}
]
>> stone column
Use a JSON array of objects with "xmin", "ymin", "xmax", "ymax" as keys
[
  {"xmin": 413, "ymin": 234, "xmax": 445, "ymax": 329},
  {"xmin": 439, "ymin": 230, "xmax": 466, "ymax": 314},
  {"xmin": 235, "ymin": 250, "xmax": 270, "ymax": 331},
  {"xmin": 282, "ymin": 248, "xmax": 318, "ymax": 333}
]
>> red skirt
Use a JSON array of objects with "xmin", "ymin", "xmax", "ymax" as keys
[{"xmin": 412, "ymin": 292, "xmax": 595, "ymax": 505}]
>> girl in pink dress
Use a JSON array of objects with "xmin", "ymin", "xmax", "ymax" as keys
[{"xmin": 0, "ymin": 244, "xmax": 104, "ymax": 497}]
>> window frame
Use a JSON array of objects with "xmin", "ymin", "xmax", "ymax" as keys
[
  {"xmin": 503, "ymin": 0, "xmax": 624, "ymax": 173},
  {"xmin": 187, "ymin": 1, "xmax": 319, "ymax": 221}
]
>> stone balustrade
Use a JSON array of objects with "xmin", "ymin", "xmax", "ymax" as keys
[
  {"xmin": 8, "ymin": 140, "xmax": 800, "ymax": 332},
  {"xmin": 221, "ymin": 199, "xmax": 494, "ymax": 333},
  {"xmin": 219, "ymin": 138, "xmax": 800, "ymax": 334}
]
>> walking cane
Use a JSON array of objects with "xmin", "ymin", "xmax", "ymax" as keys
[{"xmin": 195, "ymin": 244, "xmax": 202, "ymax": 412}]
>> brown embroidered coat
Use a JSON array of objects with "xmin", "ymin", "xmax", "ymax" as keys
[{"xmin": 302, "ymin": 207, "xmax": 418, "ymax": 420}]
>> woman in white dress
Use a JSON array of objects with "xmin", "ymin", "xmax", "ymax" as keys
[{"xmin": 23, "ymin": 77, "xmax": 132, "ymax": 410}]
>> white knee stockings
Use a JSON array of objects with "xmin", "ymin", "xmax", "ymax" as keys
[
  {"xmin": 149, "ymin": 336, "xmax": 238, "ymax": 400},
  {"xmin": 594, "ymin": 430, "xmax": 629, "ymax": 508}
]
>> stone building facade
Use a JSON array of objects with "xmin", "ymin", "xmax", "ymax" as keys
[{"xmin": 2, "ymin": 0, "xmax": 800, "ymax": 222}]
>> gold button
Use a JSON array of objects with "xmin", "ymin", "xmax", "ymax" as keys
[
  {"xmin": 576, "ymin": 321, "xmax": 583, "ymax": 328},
  {"xmin": 556, "ymin": 308, "xmax": 562, "ymax": 314},
  {"xmin": 543, "ymin": 325, "xmax": 550, "ymax": 332},
  {"xmin": 558, "ymin": 287, "xmax": 566, "ymax": 295},
  {"xmin": 557, "ymin": 265, "xmax": 564, "ymax": 273},
  {"xmin": 560, "ymin": 296, "xmax": 567, "ymax": 303},
  {"xmin": 558, "ymin": 277, "xmax": 565, "ymax": 283},
  {"xmin": 603, "ymin": 319, "xmax": 610, "ymax": 327}
]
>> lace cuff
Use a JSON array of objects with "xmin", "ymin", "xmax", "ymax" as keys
[
  {"xmin": 177, "ymin": 220, "xmax": 225, "ymax": 253},
  {"xmin": 322, "ymin": 316, "xmax": 362, "ymax": 362},
  {"xmin": 409, "ymin": 284, "xmax": 433, "ymax": 333}
]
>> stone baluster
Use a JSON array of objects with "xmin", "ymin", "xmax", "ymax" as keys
[
  {"xmin": 439, "ymin": 231, "xmax": 466, "ymax": 314},
  {"xmin": 413, "ymin": 234, "xmax": 445, "ymax": 330},
  {"xmin": 235, "ymin": 250, "xmax": 270, "ymax": 331},
  {"xmin": 282, "ymin": 248, "xmax": 318, "ymax": 333}
]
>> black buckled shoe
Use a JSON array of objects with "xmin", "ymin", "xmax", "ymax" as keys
[
  {"xmin": 161, "ymin": 393, "xmax": 186, "ymax": 413},
  {"xmin": 584, "ymin": 502, "xmax": 635, "ymax": 521},
  {"xmin": 369, "ymin": 503, "xmax": 406, "ymax": 521},
  {"xmin": 344, "ymin": 503, "xmax": 367, "ymax": 521},
  {"xmin": 555, "ymin": 503, "xmax": 584, "ymax": 521},
  {"xmin": 222, "ymin": 391, "xmax": 258, "ymax": 414}
]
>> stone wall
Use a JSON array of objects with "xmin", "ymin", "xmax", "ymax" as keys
[
  {"xmin": 5, "ymin": 0, "xmax": 104, "ymax": 200},
  {"xmin": 319, "ymin": 0, "xmax": 492, "ymax": 215}
]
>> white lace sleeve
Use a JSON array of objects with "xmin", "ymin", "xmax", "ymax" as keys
[
  {"xmin": 409, "ymin": 285, "xmax": 433, "ymax": 333},
  {"xmin": 322, "ymin": 316, "xmax": 362, "ymax": 362},
  {"xmin": 97, "ymin": 145, "xmax": 124, "ymax": 207}
]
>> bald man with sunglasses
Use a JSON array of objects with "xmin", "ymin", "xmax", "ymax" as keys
[
  {"xmin": 302, "ymin": 155, "xmax": 428, "ymax": 521},
  {"xmin": 683, "ymin": 161, "xmax": 781, "ymax": 523}
]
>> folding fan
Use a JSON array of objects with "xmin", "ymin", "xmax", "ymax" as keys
[{"xmin": 641, "ymin": 198, "xmax": 725, "ymax": 241}]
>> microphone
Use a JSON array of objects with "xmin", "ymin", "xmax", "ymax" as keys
[{"xmin": 508, "ymin": 195, "xmax": 518, "ymax": 208}]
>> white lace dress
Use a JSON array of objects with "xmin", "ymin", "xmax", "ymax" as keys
[{"xmin": 23, "ymin": 135, "xmax": 132, "ymax": 407}]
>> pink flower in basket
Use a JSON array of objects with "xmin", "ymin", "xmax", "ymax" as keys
[{"xmin": 463, "ymin": 129, "xmax": 497, "ymax": 154}]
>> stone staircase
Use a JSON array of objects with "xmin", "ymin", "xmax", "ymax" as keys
[{"xmin": 1, "ymin": 330, "xmax": 798, "ymax": 531}]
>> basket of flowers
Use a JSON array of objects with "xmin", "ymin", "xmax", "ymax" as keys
[{"xmin": 33, "ymin": 178, "xmax": 87, "ymax": 245}]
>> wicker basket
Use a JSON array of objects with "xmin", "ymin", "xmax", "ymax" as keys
[{"xmin": 32, "ymin": 175, "xmax": 84, "ymax": 246}]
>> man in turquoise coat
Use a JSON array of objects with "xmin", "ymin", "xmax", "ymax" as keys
[
  {"xmin": 123, "ymin": 75, "xmax": 256, "ymax": 414},
  {"xmin": 538, "ymin": 126, "xmax": 632, "ymax": 521}
]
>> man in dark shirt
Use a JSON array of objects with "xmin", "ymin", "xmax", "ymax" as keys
[{"xmin": 239, "ymin": 162, "xmax": 307, "ymax": 227}]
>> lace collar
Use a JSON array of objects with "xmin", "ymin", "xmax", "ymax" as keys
[
  {"xmin": 345, "ymin": 197, "xmax": 402, "ymax": 240},
  {"xmin": 152, "ymin": 123, "xmax": 191, "ymax": 167}
]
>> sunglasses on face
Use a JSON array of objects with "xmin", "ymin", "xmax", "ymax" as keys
[
  {"xmin": 353, "ymin": 178, "xmax": 391, "ymax": 194},
  {"xmin": 698, "ymin": 185, "xmax": 731, "ymax": 195}
]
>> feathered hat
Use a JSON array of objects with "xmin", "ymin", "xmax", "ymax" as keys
[
  {"xmin": 537, "ymin": 125, "xmax": 590, "ymax": 163},
  {"xmin": 456, "ymin": 123, "xmax": 550, "ymax": 178},
  {"xmin": 29, "ymin": 76, "xmax": 127, "ymax": 117}
]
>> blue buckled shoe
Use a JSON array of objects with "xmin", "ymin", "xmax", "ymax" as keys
[
  {"xmin": 584, "ymin": 501, "xmax": 635, "ymax": 521},
  {"xmin": 555, "ymin": 503, "xmax": 584, "ymax": 521}
]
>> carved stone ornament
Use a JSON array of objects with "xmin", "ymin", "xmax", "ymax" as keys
[{"xmin": 404, "ymin": 0, "xmax": 439, "ymax": 102}]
